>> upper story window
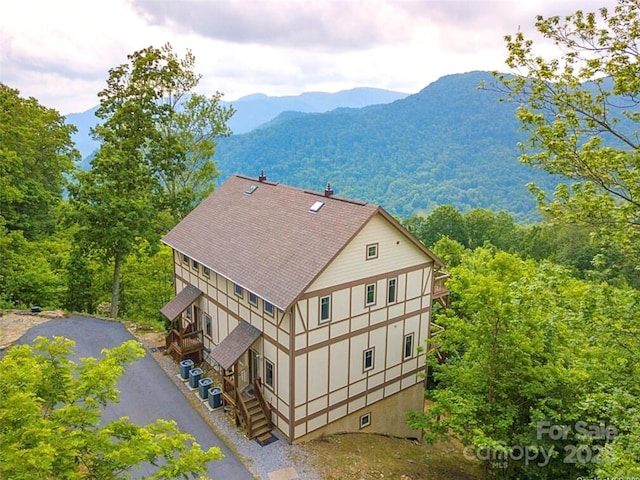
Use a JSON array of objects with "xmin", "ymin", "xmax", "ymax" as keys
[
  {"xmin": 404, "ymin": 332, "xmax": 414, "ymax": 360},
  {"xmin": 249, "ymin": 292, "xmax": 258, "ymax": 306},
  {"xmin": 320, "ymin": 295, "xmax": 331, "ymax": 323},
  {"xmin": 366, "ymin": 243, "xmax": 378, "ymax": 260},
  {"xmin": 203, "ymin": 266, "xmax": 211, "ymax": 278},
  {"xmin": 182, "ymin": 253, "xmax": 189, "ymax": 265},
  {"xmin": 365, "ymin": 283, "xmax": 376, "ymax": 306},
  {"xmin": 363, "ymin": 347, "xmax": 375, "ymax": 371},
  {"xmin": 234, "ymin": 284, "xmax": 244, "ymax": 298},
  {"xmin": 192, "ymin": 259, "xmax": 199, "ymax": 271},
  {"xmin": 264, "ymin": 301, "xmax": 274, "ymax": 316},
  {"xmin": 388, "ymin": 278, "xmax": 397, "ymax": 304}
]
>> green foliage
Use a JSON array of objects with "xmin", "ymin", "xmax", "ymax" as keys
[
  {"xmin": 0, "ymin": 336, "xmax": 221, "ymax": 479},
  {"xmin": 497, "ymin": 0, "xmax": 640, "ymax": 264},
  {"xmin": 214, "ymin": 71, "xmax": 560, "ymax": 221},
  {"xmin": 0, "ymin": 84, "xmax": 79, "ymax": 239},
  {"xmin": 152, "ymin": 92, "xmax": 234, "ymax": 222},
  {"xmin": 70, "ymin": 43, "xmax": 232, "ymax": 318},
  {"xmin": 408, "ymin": 247, "xmax": 640, "ymax": 479},
  {"xmin": 405, "ymin": 207, "xmax": 521, "ymax": 253},
  {"xmin": 118, "ymin": 243, "xmax": 174, "ymax": 324},
  {"xmin": 406, "ymin": 205, "xmax": 639, "ymax": 287},
  {"xmin": 0, "ymin": 226, "xmax": 69, "ymax": 308}
]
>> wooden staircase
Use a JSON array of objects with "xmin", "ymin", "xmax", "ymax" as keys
[
  {"xmin": 224, "ymin": 377, "xmax": 272, "ymax": 440},
  {"xmin": 242, "ymin": 395, "xmax": 272, "ymax": 439}
]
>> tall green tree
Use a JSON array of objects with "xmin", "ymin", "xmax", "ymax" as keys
[
  {"xmin": 496, "ymin": 0, "xmax": 640, "ymax": 264},
  {"xmin": 152, "ymin": 91, "xmax": 234, "ymax": 222},
  {"xmin": 408, "ymin": 247, "xmax": 640, "ymax": 479},
  {"xmin": 0, "ymin": 336, "xmax": 221, "ymax": 479},
  {"xmin": 71, "ymin": 43, "xmax": 232, "ymax": 318},
  {"xmin": 0, "ymin": 84, "xmax": 78, "ymax": 238}
]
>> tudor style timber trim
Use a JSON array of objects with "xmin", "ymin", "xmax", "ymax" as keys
[
  {"xmin": 174, "ymin": 273, "xmax": 281, "ymax": 348},
  {"xmin": 294, "ymin": 306, "xmax": 431, "ymax": 355},
  {"xmin": 293, "ymin": 364, "xmax": 425, "ymax": 427}
]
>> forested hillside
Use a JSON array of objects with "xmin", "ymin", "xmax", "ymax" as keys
[
  {"xmin": 214, "ymin": 71, "xmax": 560, "ymax": 220},
  {"xmin": 65, "ymin": 87, "xmax": 407, "ymax": 161}
]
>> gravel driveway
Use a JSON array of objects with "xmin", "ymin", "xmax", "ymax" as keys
[{"xmin": 16, "ymin": 315, "xmax": 254, "ymax": 480}]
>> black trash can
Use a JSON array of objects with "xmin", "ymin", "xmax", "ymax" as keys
[
  {"xmin": 189, "ymin": 367, "xmax": 203, "ymax": 389},
  {"xmin": 179, "ymin": 359, "xmax": 194, "ymax": 380},
  {"xmin": 208, "ymin": 386, "xmax": 222, "ymax": 409},
  {"xmin": 198, "ymin": 378, "xmax": 213, "ymax": 399}
]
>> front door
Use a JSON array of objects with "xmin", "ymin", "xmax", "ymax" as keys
[{"xmin": 249, "ymin": 349, "xmax": 259, "ymax": 384}]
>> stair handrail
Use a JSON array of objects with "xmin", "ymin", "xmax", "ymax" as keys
[
  {"xmin": 253, "ymin": 377, "xmax": 272, "ymax": 430},
  {"xmin": 237, "ymin": 394, "xmax": 251, "ymax": 435}
]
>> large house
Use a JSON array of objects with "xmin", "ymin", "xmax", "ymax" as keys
[{"xmin": 160, "ymin": 174, "xmax": 449, "ymax": 443}]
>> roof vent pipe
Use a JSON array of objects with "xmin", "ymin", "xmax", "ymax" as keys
[
  {"xmin": 324, "ymin": 183, "xmax": 333, "ymax": 197},
  {"xmin": 258, "ymin": 170, "xmax": 266, "ymax": 182}
]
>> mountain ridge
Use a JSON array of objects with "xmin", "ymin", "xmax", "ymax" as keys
[
  {"xmin": 65, "ymin": 87, "xmax": 408, "ymax": 160},
  {"xmin": 212, "ymin": 71, "xmax": 558, "ymax": 221}
]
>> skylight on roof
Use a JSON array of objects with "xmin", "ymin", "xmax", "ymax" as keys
[
  {"xmin": 309, "ymin": 200, "xmax": 325, "ymax": 213},
  {"xmin": 245, "ymin": 185, "xmax": 258, "ymax": 195}
]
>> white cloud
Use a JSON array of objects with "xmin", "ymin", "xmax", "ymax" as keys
[{"xmin": 0, "ymin": 0, "xmax": 620, "ymax": 114}]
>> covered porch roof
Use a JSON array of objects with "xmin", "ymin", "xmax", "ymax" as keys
[
  {"xmin": 211, "ymin": 321, "xmax": 262, "ymax": 370},
  {"xmin": 160, "ymin": 284, "xmax": 202, "ymax": 321}
]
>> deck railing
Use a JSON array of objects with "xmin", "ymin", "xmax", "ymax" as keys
[{"xmin": 254, "ymin": 377, "xmax": 272, "ymax": 430}]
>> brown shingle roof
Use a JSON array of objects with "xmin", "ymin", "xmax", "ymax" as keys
[
  {"xmin": 160, "ymin": 284, "xmax": 202, "ymax": 320},
  {"xmin": 210, "ymin": 321, "xmax": 262, "ymax": 370},
  {"xmin": 162, "ymin": 175, "xmax": 441, "ymax": 311}
]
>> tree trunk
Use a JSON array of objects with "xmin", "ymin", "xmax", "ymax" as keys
[{"xmin": 111, "ymin": 252, "xmax": 123, "ymax": 319}]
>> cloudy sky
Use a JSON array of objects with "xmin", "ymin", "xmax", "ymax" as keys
[{"xmin": 1, "ymin": 0, "xmax": 617, "ymax": 114}]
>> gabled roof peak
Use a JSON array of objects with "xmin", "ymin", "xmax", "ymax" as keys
[{"xmin": 163, "ymin": 175, "xmax": 443, "ymax": 311}]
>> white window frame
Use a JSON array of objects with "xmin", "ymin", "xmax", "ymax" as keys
[
  {"xmin": 359, "ymin": 412, "xmax": 371, "ymax": 429},
  {"xmin": 387, "ymin": 277, "xmax": 397, "ymax": 304},
  {"xmin": 203, "ymin": 266, "xmax": 211, "ymax": 278},
  {"xmin": 265, "ymin": 358, "xmax": 275, "ymax": 389},
  {"xmin": 404, "ymin": 332, "xmax": 414, "ymax": 360},
  {"xmin": 264, "ymin": 301, "xmax": 274, "ymax": 316},
  {"xmin": 205, "ymin": 314, "xmax": 212, "ymax": 338},
  {"xmin": 319, "ymin": 295, "xmax": 331, "ymax": 323},
  {"xmin": 234, "ymin": 283, "xmax": 244, "ymax": 298},
  {"xmin": 366, "ymin": 243, "xmax": 378, "ymax": 260},
  {"xmin": 363, "ymin": 347, "xmax": 374, "ymax": 372},
  {"xmin": 365, "ymin": 283, "xmax": 376, "ymax": 307},
  {"xmin": 249, "ymin": 292, "xmax": 258, "ymax": 306}
]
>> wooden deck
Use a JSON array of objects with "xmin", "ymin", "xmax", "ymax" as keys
[{"xmin": 165, "ymin": 328, "xmax": 204, "ymax": 364}]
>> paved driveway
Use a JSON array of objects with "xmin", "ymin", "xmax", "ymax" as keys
[{"xmin": 16, "ymin": 315, "xmax": 254, "ymax": 480}]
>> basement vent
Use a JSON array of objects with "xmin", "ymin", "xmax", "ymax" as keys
[
  {"xmin": 245, "ymin": 185, "xmax": 258, "ymax": 195},
  {"xmin": 309, "ymin": 200, "xmax": 325, "ymax": 213}
]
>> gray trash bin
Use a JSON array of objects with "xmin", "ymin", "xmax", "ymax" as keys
[
  {"xmin": 208, "ymin": 386, "xmax": 222, "ymax": 409},
  {"xmin": 198, "ymin": 378, "xmax": 213, "ymax": 399},
  {"xmin": 179, "ymin": 359, "xmax": 194, "ymax": 380},
  {"xmin": 189, "ymin": 367, "xmax": 203, "ymax": 389}
]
